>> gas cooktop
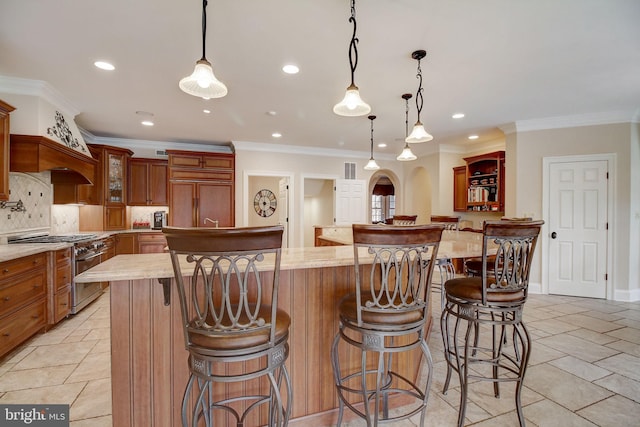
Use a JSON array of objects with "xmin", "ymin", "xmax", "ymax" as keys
[{"xmin": 8, "ymin": 234, "xmax": 99, "ymax": 244}]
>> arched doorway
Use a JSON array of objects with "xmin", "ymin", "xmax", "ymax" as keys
[{"xmin": 368, "ymin": 170, "xmax": 401, "ymax": 224}]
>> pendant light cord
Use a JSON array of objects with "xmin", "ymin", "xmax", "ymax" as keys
[
  {"xmin": 201, "ymin": 0, "xmax": 208, "ymax": 61},
  {"xmin": 370, "ymin": 115, "xmax": 375, "ymax": 158},
  {"xmin": 405, "ymin": 97, "xmax": 410, "ymax": 137},
  {"xmin": 414, "ymin": 58, "xmax": 424, "ymax": 121},
  {"xmin": 347, "ymin": 0, "xmax": 359, "ymax": 86}
]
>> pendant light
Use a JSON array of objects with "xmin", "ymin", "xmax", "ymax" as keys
[
  {"xmin": 397, "ymin": 93, "xmax": 417, "ymax": 161},
  {"xmin": 179, "ymin": 0, "xmax": 228, "ymax": 99},
  {"xmin": 333, "ymin": 0, "xmax": 371, "ymax": 117},
  {"xmin": 406, "ymin": 50, "xmax": 433, "ymax": 143},
  {"xmin": 364, "ymin": 115, "xmax": 380, "ymax": 171}
]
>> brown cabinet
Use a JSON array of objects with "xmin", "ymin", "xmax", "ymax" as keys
[
  {"xmin": 115, "ymin": 233, "xmax": 137, "ymax": 255},
  {"xmin": 0, "ymin": 100, "xmax": 16, "ymax": 201},
  {"xmin": 79, "ymin": 144, "xmax": 133, "ymax": 229},
  {"xmin": 0, "ymin": 253, "xmax": 47, "ymax": 358},
  {"xmin": 128, "ymin": 158, "xmax": 168, "ymax": 206},
  {"xmin": 137, "ymin": 233, "xmax": 167, "ymax": 253},
  {"xmin": 167, "ymin": 150, "xmax": 235, "ymax": 228},
  {"xmin": 453, "ymin": 151, "xmax": 505, "ymax": 213},
  {"xmin": 50, "ymin": 248, "xmax": 72, "ymax": 324},
  {"xmin": 102, "ymin": 236, "xmax": 116, "ymax": 261}
]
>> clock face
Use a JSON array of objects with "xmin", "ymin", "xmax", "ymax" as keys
[{"xmin": 254, "ymin": 189, "xmax": 277, "ymax": 217}]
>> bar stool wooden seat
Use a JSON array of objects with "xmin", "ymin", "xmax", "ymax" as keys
[
  {"xmin": 164, "ymin": 225, "xmax": 292, "ymax": 427},
  {"xmin": 331, "ymin": 223, "xmax": 445, "ymax": 426},
  {"xmin": 440, "ymin": 220, "xmax": 543, "ymax": 427}
]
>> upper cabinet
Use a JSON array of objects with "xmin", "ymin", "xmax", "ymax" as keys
[
  {"xmin": 127, "ymin": 158, "xmax": 168, "ymax": 206},
  {"xmin": 453, "ymin": 150, "xmax": 505, "ymax": 213},
  {"xmin": 0, "ymin": 100, "xmax": 16, "ymax": 201},
  {"xmin": 167, "ymin": 150, "xmax": 235, "ymax": 228}
]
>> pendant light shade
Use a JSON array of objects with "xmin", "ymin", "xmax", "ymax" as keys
[
  {"xmin": 364, "ymin": 115, "xmax": 380, "ymax": 171},
  {"xmin": 179, "ymin": 0, "xmax": 227, "ymax": 99},
  {"xmin": 334, "ymin": 0, "xmax": 371, "ymax": 117},
  {"xmin": 405, "ymin": 50, "xmax": 433, "ymax": 143},
  {"xmin": 397, "ymin": 93, "xmax": 417, "ymax": 161}
]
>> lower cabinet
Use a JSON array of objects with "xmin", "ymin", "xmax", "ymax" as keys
[
  {"xmin": 50, "ymin": 248, "xmax": 72, "ymax": 325},
  {"xmin": 115, "ymin": 233, "xmax": 137, "ymax": 255},
  {"xmin": 0, "ymin": 253, "xmax": 47, "ymax": 358},
  {"xmin": 137, "ymin": 233, "xmax": 167, "ymax": 254}
]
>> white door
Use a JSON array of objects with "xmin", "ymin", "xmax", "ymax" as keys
[
  {"xmin": 278, "ymin": 177, "xmax": 289, "ymax": 248},
  {"xmin": 548, "ymin": 160, "xmax": 608, "ymax": 298},
  {"xmin": 334, "ymin": 179, "xmax": 367, "ymax": 225}
]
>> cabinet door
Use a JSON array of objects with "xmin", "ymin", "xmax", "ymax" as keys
[
  {"xmin": 128, "ymin": 161, "xmax": 149, "ymax": 205},
  {"xmin": 453, "ymin": 166, "xmax": 467, "ymax": 212},
  {"xmin": 149, "ymin": 162, "xmax": 168, "ymax": 205},
  {"xmin": 169, "ymin": 182, "xmax": 197, "ymax": 227},
  {"xmin": 115, "ymin": 233, "xmax": 137, "ymax": 255},
  {"xmin": 197, "ymin": 182, "xmax": 234, "ymax": 227},
  {"xmin": 106, "ymin": 151, "xmax": 126, "ymax": 204},
  {"xmin": 0, "ymin": 101, "xmax": 15, "ymax": 201},
  {"xmin": 105, "ymin": 206, "xmax": 126, "ymax": 230}
]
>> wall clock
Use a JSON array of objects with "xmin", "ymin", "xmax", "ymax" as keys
[{"xmin": 254, "ymin": 189, "xmax": 277, "ymax": 217}]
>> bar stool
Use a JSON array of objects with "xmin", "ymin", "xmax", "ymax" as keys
[
  {"xmin": 430, "ymin": 215, "xmax": 460, "ymax": 309},
  {"xmin": 164, "ymin": 225, "xmax": 292, "ymax": 427},
  {"xmin": 440, "ymin": 220, "xmax": 543, "ymax": 427},
  {"xmin": 331, "ymin": 223, "xmax": 445, "ymax": 426},
  {"xmin": 391, "ymin": 215, "xmax": 418, "ymax": 225}
]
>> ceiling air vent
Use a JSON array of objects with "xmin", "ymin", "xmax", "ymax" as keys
[
  {"xmin": 344, "ymin": 162, "xmax": 356, "ymax": 180},
  {"xmin": 155, "ymin": 150, "xmax": 168, "ymax": 157}
]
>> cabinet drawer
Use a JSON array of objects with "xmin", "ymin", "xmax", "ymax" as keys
[
  {"xmin": 201, "ymin": 156, "xmax": 233, "ymax": 170},
  {"xmin": 0, "ymin": 253, "xmax": 46, "ymax": 281},
  {"xmin": 56, "ymin": 247, "xmax": 72, "ymax": 263},
  {"xmin": 169, "ymin": 154, "xmax": 202, "ymax": 168},
  {"xmin": 55, "ymin": 262, "xmax": 72, "ymax": 292},
  {"xmin": 0, "ymin": 269, "xmax": 47, "ymax": 318},
  {"xmin": 137, "ymin": 233, "xmax": 166, "ymax": 243},
  {"xmin": 54, "ymin": 288, "xmax": 71, "ymax": 323},
  {"xmin": 169, "ymin": 169, "xmax": 233, "ymax": 182},
  {"xmin": 0, "ymin": 299, "xmax": 46, "ymax": 358}
]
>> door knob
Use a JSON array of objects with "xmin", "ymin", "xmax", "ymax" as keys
[{"xmin": 551, "ymin": 232, "xmax": 557, "ymax": 239}]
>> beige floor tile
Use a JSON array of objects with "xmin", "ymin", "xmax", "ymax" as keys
[
  {"xmin": 536, "ymin": 334, "xmax": 619, "ymax": 362},
  {"xmin": 464, "ymin": 382, "xmax": 543, "ymax": 418},
  {"xmin": 527, "ymin": 341, "xmax": 566, "ymax": 366},
  {"xmin": 82, "ymin": 327, "xmax": 111, "ymax": 341},
  {"xmin": 577, "ymin": 395, "xmax": 640, "ymax": 426},
  {"xmin": 527, "ymin": 318, "xmax": 581, "ymax": 335},
  {"xmin": 525, "ymin": 364, "xmax": 613, "ymax": 411},
  {"xmin": 615, "ymin": 317, "xmax": 640, "ymax": 329},
  {"xmin": 90, "ymin": 338, "xmax": 111, "ymax": 354},
  {"xmin": 524, "ymin": 399, "xmax": 598, "ymax": 426},
  {"xmin": 559, "ymin": 313, "xmax": 624, "ymax": 333},
  {"xmin": 0, "ymin": 365, "xmax": 75, "ymax": 392},
  {"xmin": 70, "ymin": 415, "xmax": 112, "ymax": 427},
  {"xmin": 605, "ymin": 326, "xmax": 640, "ymax": 344},
  {"xmin": 595, "ymin": 353, "xmax": 640, "ymax": 381},
  {"xmin": 594, "ymin": 374, "xmax": 640, "ymax": 403},
  {"xmin": 543, "ymin": 303, "xmax": 589, "ymax": 315},
  {"xmin": 66, "ymin": 351, "xmax": 111, "ymax": 383},
  {"xmin": 614, "ymin": 309, "xmax": 640, "ymax": 321},
  {"xmin": 70, "ymin": 378, "xmax": 111, "ymax": 421},
  {"xmin": 13, "ymin": 341, "xmax": 98, "ymax": 370},
  {"xmin": 606, "ymin": 339, "xmax": 640, "ymax": 357},
  {"xmin": 568, "ymin": 327, "xmax": 620, "ymax": 345},
  {"xmin": 0, "ymin": 382, "xmax": 85, "ymax": 404},
  {"xmin": 548, "ymin": 355, "xmax": 611, "ymax": 381}
]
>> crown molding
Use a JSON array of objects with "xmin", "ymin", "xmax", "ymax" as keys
[
  {"xmin": 502, "ymin": 110, "xmax": 638, "ymax": 134},
  {"xmin": 233, "ymin": 140, "xmax": 396, "ymax": 161},
  {"xmin": 0, "ymin": 75, "xmax": 80, "ymax": 116}
]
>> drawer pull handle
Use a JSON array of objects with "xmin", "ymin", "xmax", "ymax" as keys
[
  {"xmin": 2, "ymin": 333, "xmax": 9, "ymax": 337},
  {"xmin": 3, "ymin": 297, "xmax": 9, "ymax": 301},
  {"xmin": 61, "ymin": 303, "xmax": 68, "ymax": 306},
  {"xmin": 2, "ymin": 269, "xmax": 8, "ymax": 273},
  {"xmin": 31, "ymin": 315, "xmax": 39, "ymax": 319}
]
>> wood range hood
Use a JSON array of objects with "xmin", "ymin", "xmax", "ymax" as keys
[{"xmin": 9, "ymin": 134, "xmax": 98, "ymax": 185}]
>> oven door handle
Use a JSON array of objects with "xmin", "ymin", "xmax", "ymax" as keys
[{"xmin": 76, "ymin": 251, "xmax": 103, "ymax": 262}]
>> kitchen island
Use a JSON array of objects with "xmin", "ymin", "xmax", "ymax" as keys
[{"xmin": 75, "ymin": 230, "xmax": 486, "ymax": 426}]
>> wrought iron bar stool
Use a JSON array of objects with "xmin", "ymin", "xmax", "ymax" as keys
[
  {"xmin": 430, "ymin": 215, "xmax": 460, "ymax": 309},
  {"xmin": 440, "ymin": 220, "xmax": 543, "ymax": 427},
  {"xmin": 164, "ymin": 225, "xmax": 292, "ymax": 427},
  {"xmin": 331, "ymin": 223, "xmax": 445, "ymax": 426}
]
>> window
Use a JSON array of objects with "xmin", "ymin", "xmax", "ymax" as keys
[{"xmin": 371, "ymin": 195, "xmax": 383, "ymax": 223}]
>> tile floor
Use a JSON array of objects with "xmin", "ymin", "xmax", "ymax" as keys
[{"xmin": 0, "ymin": 288, "xmax": 639, "ymax": 426}]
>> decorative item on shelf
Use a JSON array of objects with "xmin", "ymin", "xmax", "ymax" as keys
[
  {"xmin": 406, "ymin": 50, "xmax": 433, "ymax": 143},
  {"xmin": 133, "ymin": 219, "xmax": 151, "ymax": 230},
  {"xmin": 397, "ymin": 93, "xmax": 417, "ymax": 161},
  {"xmin": 333, "ymin": 0, "xmax": 371, "ymax": 117},
  {"xmin": 179, "ymin": 0, "xmax": 228, "ymax": 99},
  {"xmin": 364, "ymin": 115, "xmax": 380, "ymax": 171}
]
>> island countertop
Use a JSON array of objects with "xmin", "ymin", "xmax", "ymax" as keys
[{"xmin": 74, "ymin": 230, "xmax": 487, "ymax": 283}]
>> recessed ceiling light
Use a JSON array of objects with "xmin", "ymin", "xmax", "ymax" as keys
[
  {"xmin": 282, "ymin": 64, "xmax": 299, "ymax": 74},
  {"xmin": 377, "ymin": 143, "xmax": 387, "ymax": 148},
  {"xmin": 136, "ymin": 110, "xmax": 154, "ymax": 126},
  {"xmin": 94, "ymin": 61, "xmax": 115, "ymax": 71},
  {"xmin": 266, "ymin": 111, "xmax": 277, "ymax": 116},
  {"xmin": 272, "ymin": 132, "xmax": 282, "ymax": 138},
  {"xmin": 452, "ymin": 113, "xmax": 465, "ymax": 119},
  {"xmin": 141, "ymin": 120, "xmax": 154, "ymax": 126},
  {"xmin": 468, "ymin": 134, "xmax": 479, "ymax": 140},
  {"xmin": 203, "ymin": 109, "xmax": 211, "ymax": 114}
]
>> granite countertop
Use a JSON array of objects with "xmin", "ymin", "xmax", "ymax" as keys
[
  {"xmin": 75, "ymin": 230, "xmax": 491, "ymax": 284},
  {"xmin": 0, "ymin": 242, "xmax": 74, "ymax": 263}
]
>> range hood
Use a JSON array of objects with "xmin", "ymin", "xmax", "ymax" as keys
[{"xmin": 9, "ymin": 134, "xmax": 98, "ymax": 184}]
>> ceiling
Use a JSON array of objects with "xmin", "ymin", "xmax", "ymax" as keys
[{"xmin": 1, "ymin": 0, "xmax": 639, "ymax": 158}]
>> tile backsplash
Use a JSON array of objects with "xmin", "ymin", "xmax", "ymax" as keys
[
  {"xmin": 51, "ymin": 204, "xmax": 80, "ymax": 234},
  {"xmin": 0, "ymin": 172, "xmax": 52, "ymax": 236}
]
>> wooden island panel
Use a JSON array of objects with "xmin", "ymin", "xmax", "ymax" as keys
[{"xmin": 109, "ymin": 263, "xmax": 426, "ymax": 426}]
